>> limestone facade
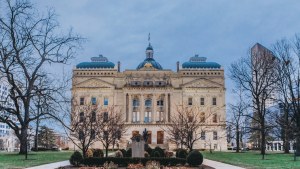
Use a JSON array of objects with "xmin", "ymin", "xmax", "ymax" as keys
[{"xmin": 70, "ymin": 44, "xmax": 227, "ymax": 151}]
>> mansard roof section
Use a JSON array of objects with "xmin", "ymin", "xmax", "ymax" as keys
[
  {"xmin": 76, "ymin": 55, "xmax": 116, "ymax": 69},
  {"xmin": 182, "ymin": 54, "xmax": 221, "ymax": 69}
]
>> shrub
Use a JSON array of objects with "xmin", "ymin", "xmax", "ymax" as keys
[
  {"xmin": 82, "ymin": 157, "xmax": 186, "ymax": 167},
  {"xmin": 151, "ymin": 147, "xmax": 164, "ymax": 157},
  {"xmin": 120, "ymin": 149, "xmax": 127, "ymax": 157},
  {"xmin": 70, "ymin": 151, "xmax": 83, "ymax": 167},
  {"xmin": 144, "ymin": 151, "xmax": 150, "ymax": 157},
  {"xmin": 125, "ymin": 148, "xmax": 132, "ymax": 157},
  {"xmin": 165, "ymin": 151, "xmax": 174, "ymax": 158},
  {"xmin": 186, "ymin": 150, "xmax": 203, "ymax": 166},
  {"xmin": 93, "ymin": 149, "xmax": 104, "ymax": 158},
  {"xmin": 145, "ymin": 147, "xmax": 153, "ymax": 155},
  {"xmin": 176, "ymin": 149, "xmax": 188, "ymax": 159},
  {"xmin": 115, "ymin": 150, "xmax": 123, "ymax": 157},
  {"xmin": 86, "ymin": 149, "xmax": 93, "ymax": 157}
]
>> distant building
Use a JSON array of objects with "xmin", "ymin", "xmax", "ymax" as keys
[
  {"xmin": 70, "ymin": 42, "xmax": 227, "ymax": 151},
  {"xmin": 0, "ymin": 78, "xmax": 19, "ymax": 152}
]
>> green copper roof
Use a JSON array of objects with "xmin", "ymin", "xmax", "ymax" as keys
[
  {"xmin": 76, "ymin": 55, "xmax": 115, "ymax": 69},
  {"xmin": 137, "ymin": 58, "xmax": 163, "ymax": 70},
  {"xmin": 182, "ymin": 55, "xmax": 221, "ymax": 69}
]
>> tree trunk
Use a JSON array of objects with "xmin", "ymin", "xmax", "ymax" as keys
[
  {"xmin": 19, "ymin": 127, "xmax": 28, "ymax": 157},
  {"xmin": 261, "ymin": 129, "xmax": 266, "ymax": 160},
  {"xmin": 236, "ymin": 126, "xmax": 240, "ymax": 153},
  {"xmin": 105, "ymin": 145, "xmax": 109, "ymax": 157}
]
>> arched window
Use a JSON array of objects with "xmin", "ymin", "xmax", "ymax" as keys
[
  {"xmin": 133, "ymin": 99, "xmax": 140, "ymax": 107},
  {"xmin": 145, "ymin": 99, "xmax": 152, "ymax": 108}
]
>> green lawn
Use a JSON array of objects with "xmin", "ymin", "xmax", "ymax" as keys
[
  {"xmin": 0, "ymin": 151, "xmax": 73, "ymax": 169},
  {"xmin": 202, "ymin": 151, "xmax": 300, "ymax": 169}
]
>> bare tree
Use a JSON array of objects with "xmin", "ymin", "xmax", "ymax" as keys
[
  {"xmin": 227, "ymin": 89, "xmax": 249, "ymax": 153},
  {"xmin": 0, "ymin": 0, "xmax": 81, "ymax": 156},
  {"xmin": 68, "ymin": 104, "xmax": 100, "ymax": 158},
  {"xmin": 229, "ymin": 44, "xmax": 279, "ymax": 159},
  {"xmin": 165, "ymin": 105, "xmax": 216, "ymax": 152},
  {"xmin": 97, "ymin": 106, "xmax": 126, "ymax": 157},
  {"xmin": 272, "ymin": 37, "xmax": 300, "ymax": 155}
]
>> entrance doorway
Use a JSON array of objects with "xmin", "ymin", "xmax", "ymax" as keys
[{"xmin": 157, "ymin": 131, "xmax": 164, "ymax": 144}]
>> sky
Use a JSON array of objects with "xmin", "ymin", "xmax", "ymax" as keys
[{"xmin": 33, "ymin": 0, "xmax": 300, "ymax": 106}]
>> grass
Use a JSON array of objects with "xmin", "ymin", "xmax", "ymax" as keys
[
  {"xmin": 202, "ymin": 151, "xmax": 300, "ymax": 169},
  {"xmin": 0, "ymin": 151, "xmax": 73, "ymax": 169}
]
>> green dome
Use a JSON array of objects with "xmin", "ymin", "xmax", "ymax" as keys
[
  {"xmin": 137, "ymin": 58, "xmax": 163, "ymax": 70},
  {"xmin": 76, "ymin": 55, "xmax": 115, "ymax": 69},
  {"xmin": 182, "ymin": 55, "xmax": 221, "ymax": 69}
]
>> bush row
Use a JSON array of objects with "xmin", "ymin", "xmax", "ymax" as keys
[{"xmin": 82, "ymin": 157, "xmax": 186, "ymax": 167}]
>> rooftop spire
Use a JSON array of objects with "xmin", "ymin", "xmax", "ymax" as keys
[{"xmin": 145, "ymin": 33, "xmax": 153, "ymax": 58}]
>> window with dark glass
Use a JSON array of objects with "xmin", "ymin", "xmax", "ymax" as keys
[
  {"xmin": 188, "ymin": 116, "xmax": 193, "ymax": 122},
  {"xmin": 103, "ymin": 112, "xmax": 108, "ymax": 122},
  {"xmin": 188, "ymin": 98, "xmax": 193, "ymax": 105},
  {"xmin": 80, "ymin": 97, "xmax": 84, "ymax": 105},
  {"xmin": 213, "ymin": 131, "xmax": 218, "ymax": 140},
  {"xmin": 201, "ymin": 131, "xmax": 205, "ymax": 140},
  {"xmin": 212, "ymin": 97, "xmax": 217, "ymax": 105},
  {"xmin": 91, "ymin": 111, "xmax": 96, "ymax": 122},
  {"xmin": 91, "ymin": 97, "xmax": 96, "ymax": 105},
  {"xmin": 79, "ymin": 112, "xmax": 84, "ymax": 122},
  {"xmin": 200, "ymin": 98, "xmax": 205, "ymax": 105},
  {"xmin": 145, "ymin": 99, "xmax": 152, "ymax": 108},
  {"xmin": 157, "ymin": 100, "xmax": 164, "ymax": 107},
  {"xmin": 104, "ymin": 98, "xmax": 108, "ymax": 106},
  {"xmin": 133, "ymin": 99, "xmax": 140, "ymax": 107}
]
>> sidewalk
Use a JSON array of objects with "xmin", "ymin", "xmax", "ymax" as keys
[
  {"xmin": 203, "ymin": 159, "xmax": 245, "ymax": 169},
  {"xmin": 26, "ymin": 160, "xmax": 69, "ymax": 169}
]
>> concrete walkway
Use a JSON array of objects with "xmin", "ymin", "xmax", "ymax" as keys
[
  {"xmin": 26, "ymin": 160, "xmax": 69, "ymax": 169},
  {"xmin": 203, "ymin": 159, "xmax": 245, "ymax": 169}
]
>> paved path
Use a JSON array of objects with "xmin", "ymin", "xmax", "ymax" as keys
[
  {"xmin": 26, "ymin": 160, "xmax": 69, "ymax": 169},
  {"xmin": 203, "ymin": 159, "xmax": 245, "ymax": 169}
]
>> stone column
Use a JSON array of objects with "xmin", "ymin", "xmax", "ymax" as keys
[
  {"xmin": 165, "ymin": 93, "xmax": 168, "ymax": 122},
  {"xmin": 125, "ymin": 94, "xmax": 128, "ymax": 122},
  {"xmin": 277, "ymin": 143, "xmax": 279, "ymax": 151},
  {"xmin": 153, "ymin": 94, "xmax": 157, "ymax": 123},
  {"xmin": 141, "ymin": 94, "xmax": 145, "ymax": 123},
  {"xmin": 128, "ymin": 94, "xmax": 132, "ymax": 122}
]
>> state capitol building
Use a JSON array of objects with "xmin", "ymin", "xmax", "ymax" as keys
[{"xmin": 71, "ymin": 42, "xmax": 227, "ymax": 151}]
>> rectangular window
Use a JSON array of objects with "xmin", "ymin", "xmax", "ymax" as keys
[
  {"xmin": 104, "ymin": 98, "xmax": 108, "ymax": 106},
  {"xmin": 144, "ymin": 112, "xmax": 151, "ymax": 123},
  {"xmin": 201, "ymin": 131, "xmax": 205, "ymax": 140},
  {"xmin": 103, "ymin": 112, "xmax": 108, "ymax": 122},
  {"xmin": 212, "ymin": 97, "xmax": 217, "ymax": 106},
  {"xmin": 188, "ymin": 98, "xmax": 193, "ymax": 106},
  {"xmin": 91, "ymin": 97, "xmax": 96, "ymax": 105},
  {"xmin": 200, "ymin": 98, "xmax": 205, "ymax": 105},
  {"xmin": 213, "ymin": 131, "xmax": 218, "ymax": 140},
  {"xmin": 80, "ymin": 97, "xmax": 84, "ymax": 105},
  {"xmin": 213, "ymin": 114, "xmax": 217, "ymax": 123},
  {"xmin": 157, "ymin": 100, "xmax": 164, "ymax": 107},
  {"xmin": 132, "ymin": 112, "xmax": 140, "ymax": 122}
]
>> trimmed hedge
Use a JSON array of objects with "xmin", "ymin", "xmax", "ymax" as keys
[
  {"xmin": 176, "ymin": 148, "xmax": 188, "ymax": 159},
  {"xmin": 187, "ymin": 150, "xmax": 203, "ymax": 166},
  {"xmin": 150, "ymin": 147, "xmax": 165, "ymax": 157},
  {"xmin": 70, "ymin": 151, "xmax": 83, "ymax": 167},
  {"xmin": 82, "ymin": 157, "xmax": 186, "ymax": 167}
]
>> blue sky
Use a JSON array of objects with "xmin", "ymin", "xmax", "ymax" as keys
[{"xmin": 34, "ymin": 0, "xmax": 300, "ymax": 104}]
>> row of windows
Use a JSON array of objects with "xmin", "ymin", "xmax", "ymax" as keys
[
  {"xmin": 200, "ymin": 131, "xmax": 218, "ymax": 140},
  {"xmin": 132, "ymin": 99, "xmax": 164, "ymax": 107},
  {"xmin": 79, "ymin": 97, "xmax": 108, "ymax": 106},
  {"xmin": 79, "ymin": 112, "xmax": 108, "ymax": 122},
  {"xmin": 182, "ymin": 72, "xmax": 221, "ymax": 75},
  {"xmin": 130, "ymin": 81, "xmax": 166, "ymax": 87},
  {"xmin": 76, "ymin": 72, "xmax": 114, "ymax": 76},
  {"xmin": 188, "ymin": 97, "xmax": 217, "ymax": 106}
]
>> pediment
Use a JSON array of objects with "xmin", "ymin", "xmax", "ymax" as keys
[
  {"xmin": 181, "ymin": 78, "xmax": 223, "ymax": 88},
  {"xmin": 74, "ymin": 78, "xmax": 115, "ymax": 89}
]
